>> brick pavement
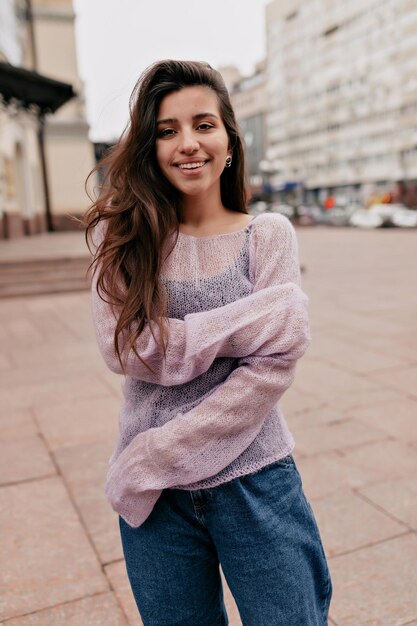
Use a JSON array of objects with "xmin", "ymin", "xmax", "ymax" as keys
[{"xmin": 0, "ymin": 226, "xmax": 416, "ymax": 625}]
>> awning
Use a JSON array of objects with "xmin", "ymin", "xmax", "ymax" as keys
[
  {"xmin": 0, "ymin": 62, "xmax": 76, "ymax": 114},
  {"xmin": 273, "ymin": 182, "xmax": 301, "ymax": 191}
]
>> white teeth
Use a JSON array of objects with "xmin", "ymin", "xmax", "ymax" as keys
[{"xmin": 178, "ymin": 161, "xmax": 205, "ymax": 169}]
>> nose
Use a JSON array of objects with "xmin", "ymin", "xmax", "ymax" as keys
[{"xmin": 179, "ymin": 129, "xmax": 199, "ymax": 154}]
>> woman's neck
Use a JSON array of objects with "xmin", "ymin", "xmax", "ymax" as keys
[
  {"xmin": 180, "ymin": 186, "xmax": 248, "ymax": 233},
  {"xmin": 180, "ymin": 188, "xmax": 226, "ymax": 227},
  {"xmin": 179, "ymin": 202, "xmax": 250, "ymax": 237}
]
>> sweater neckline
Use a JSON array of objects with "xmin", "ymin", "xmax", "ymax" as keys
[{"xmin": 177, "ymin": 215, "xmax": 256, "ymax": 241}]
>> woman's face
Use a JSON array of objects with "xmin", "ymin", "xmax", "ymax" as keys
[{"xmin": 155, "ymin": 86, "xmax": 231, "ymax": 202}]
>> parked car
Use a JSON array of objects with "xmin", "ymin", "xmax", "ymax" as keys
[
  {"xmin": 267, "ymin": 203, "xmax": 295, "ymax": 219},
  {"xmin": 391, "ymin": 208, "xmax": 417, "ymax": 228},
  {"xmin": 368, "ymin": 203, "xmax": 406, "ymax": 226},
  {"xmin": 249, "ymin": 201, "xmax": 268, "ymax": 216},
  {"xmin": 322, "ymin": 204, "xmax": 357, "ymax": 227},
  {"xmin": 295, "ymin": 205, "xmax": 323, "ymax": 226},
  {"xmin": 349, "ymin": 209, "xmax": 384, "ymax": 229}
]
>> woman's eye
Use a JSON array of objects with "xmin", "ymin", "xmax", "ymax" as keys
[
  {"xmin": 158, "ymin": 128, "xmax": 175, "ymax": 137},
  {"xmin": 197, "ymin": 123, "xmax": 214, "ymax": 131}
]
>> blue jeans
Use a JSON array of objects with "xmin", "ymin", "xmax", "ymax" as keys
[{"xmin": 119, "ymin": 456, "xmax": 332, "ymax": 625}]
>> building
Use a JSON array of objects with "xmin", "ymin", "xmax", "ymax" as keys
[
  {"xmin": 0, "ymin": 0, "xmax": 94, "ymax": 238},
  {"xmin": 219, "ymin": 61, "xmax": 268, "ymax": 199},
  {"xmin": 265, "ymin": 0, "xmax": 417, "ymax": 206},
  {"xmin": 31, "ymin": 0, "xmax": 95, "ymax": 229},
  {"xmin": 1, "ymin": 0, "xmax": 59, "ymax": 237},
  {"xmin": 228, "ymin": 60, "xmax": 268, "ymax": 199}
]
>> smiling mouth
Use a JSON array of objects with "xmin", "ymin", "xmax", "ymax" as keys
[{"xmin": 176, "ymin": 161, "xmax": 207, "ymax": 170}]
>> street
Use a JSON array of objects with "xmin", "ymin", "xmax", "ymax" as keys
[{"xmin": 0, "ymin": 226, "xmax": 416, "ymax": 625}]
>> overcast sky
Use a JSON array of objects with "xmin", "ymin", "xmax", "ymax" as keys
[{"xmin": 73, "ymin": 0, "xmax": 270, "ymax": 142}]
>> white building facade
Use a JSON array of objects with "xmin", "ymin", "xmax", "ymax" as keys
[
  {"xmin": 266, "ymin": 0, "xmax": 417, "ymax": 205},
  {"xmin": 0, "ymin": 0, "xmax": 46, "ymax": 237},
  {"xmin": 228, "ymin": 61, "xmax": 268, "ymax": 197},
  {"xmin": 31, "ymin": 0, "xmax": 95, "ymax": 229},
  {"xmin": 0, "ymin": 0, "xmax": 95, "ymax": 238}
]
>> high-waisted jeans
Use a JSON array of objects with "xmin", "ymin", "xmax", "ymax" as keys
[{"xmin": 119, "ymin": 455, "xmax": 332, "ymax": 625}]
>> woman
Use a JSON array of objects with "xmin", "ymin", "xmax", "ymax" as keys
[{"xmin": 84, "ymin": 60, "xmax": 332, "ymax": 626}]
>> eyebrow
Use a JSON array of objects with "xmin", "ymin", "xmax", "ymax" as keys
[{"xmin": 156, "ymin": 112, "xmax": 219, "ymax": 125}]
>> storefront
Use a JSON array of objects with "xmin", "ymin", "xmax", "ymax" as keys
[{"xmin": 0, "ymin": 61, "xmax": 75, "ymax": 237}]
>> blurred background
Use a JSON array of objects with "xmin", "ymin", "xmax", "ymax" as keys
[
  {"xmin": 1, "ymin": 0, "xmax": 417, "ymax": 239},
  {"xmin": 0, "ymin": 2, "xmax": 416, "ymax": 626}
]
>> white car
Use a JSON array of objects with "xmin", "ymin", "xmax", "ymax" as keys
[
  {"xmin": 391, "ymin": 208, "xmax": 417, "ymax": 228},
  {"xmin": 369, "ymin": 203, "xmax": 405, "ymax": 222},
  {"xmin": 268, "ymin": 203, "xmax": 295, "ymax": 219},
  {"xmin": 250, "ymin": 201, "xmax": 268, "ymax": 216},
  {"xmin": 349, "ymin": 209, "xmax": 384, "ymax": 229}
]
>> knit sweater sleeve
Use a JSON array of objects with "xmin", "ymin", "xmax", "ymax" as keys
[
  {"xmin": 105, "ymin": 214, "xmax": 310, "ymax": 527},
  {"xmin": 92, "ymin": 221, "xmax": 304, "ymax": 385}
]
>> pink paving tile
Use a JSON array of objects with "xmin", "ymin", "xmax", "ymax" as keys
[
  {"xmin": 0, "ymin": 410, "xmax": 37, "ymax": 440},
  {"xmin": 295, "ymin": 452, "xmax": 388, "ymax": 501},
  {"xmin": 51, "ymin": 298, "xmax": 96, "ymax": 342},
  {"xmin": 34, "ymin": 395, "xmax": 121, "ymax": 450},
  {"xmin": 327, "ymin": 317, "xmax": 407, "ymax": 345},
  {"xmin": 105, "ymin": 560, "xmax": 143, "ymax": 626},
  {"xmin": 329, "ymin": 534, "xmax": 417, "ymax": 626},
  {"xmin": 5, "ymin": 309, "xmax": 76, "ymax": 349},
  {"xmin": 0, "ymin": 299, "xmax": 29, "ymax": 321},
  {"xmin": 369, "ymin": 365, "xmax": 417, "ymax": 399},
  {"xmin": 24, "ymin": 308, "xmax": 80, "ymax": 342},
  {"xmin": 337, "ymin": 329, "xmax": 417, "ymax": 365},
  {"xmin": 295, "ymin": 361, "xmax": 404, "ymax": 413},
  {"xmin": 326, "ymin": 385, "xmax": 402, "ymax": 412},
  {"xmin": 0, "ymin": 353, "xmax": 12, "ymax": 371},
  {"xmin": 0, "ymin": 373, "xmax": 110, "ymax": 412},
  {"xmin": 340, "ymin": 440, "xmax": 417, "ymax": 482},
  {"xmin": 325, "ymin": 308, "xmax": 406, "ymax": 338},
  {"xmin": 292, "ymin": 418, "xmax": 387, "ymax": 456},
  {"xmin": 0, "ymin": 436, "xmax": 55, "ymax": 485},
  {"xmin": 280, "ymin": 384, "xmax": 324, "ymax": 417},
  {"xmin": 0, "ymin": 358, "xmax": 101, "ymax": 388},
  {"xmin": 8, "ymin": 341, "xmax": 101, "ymax": 370},
  {"xmin": 296, "ymin": 359, "xmax": 380, "ymax": 399},
  {"xmin": 0, "ymin": 325, "xmax": 8, "ymax": 345},
  {"xmin": 3, "ymin": 592, "xmax": 128, "ymax": 625},
  {"xmin": 382, "ymin": 332, "xmax": 417, "ymax": 363},
  {"xmin": 96, "ymin": 368, "xmax": 124, "ymax": 398},
  {"xmin": 0, "ymin": 232, "xmax": 87, "ymax": 263},
  {"xmin": 0, "ymin": 477, "xmax": 108, "ymax": 621},
  {"xmin": 54, "ymin": 441, "xmax": 123, "ymax": 564},
  {"xmin": 352, "ymin": 326, "xmax": 416, "ymax": 363},
  {"xmin": 310, "ymin": 490, "xmax": 406, "ymax": 557},
  {"xmin": 5, "ymin": 318, "xmax": 44, "ymax": 346},
  {"xmin": 309, "ymin": 333, "xmax": 410, "ymax": 374},
  {"xmin": 288, "ymin": 405, "xmax": 349, "ymax": 430},
  {"xmin": 351, "ymin": 398, "xmax": 417, "ymax": 444},
  {"xmin": 359, "ymin": 477, "xmax": 417, "ymax": 531},
  {"xmin": 21, "ymin": 298, "xmax": 57, "ymax": 313}
]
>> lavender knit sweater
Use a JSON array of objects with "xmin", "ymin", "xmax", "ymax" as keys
[{"xmin": 91, "ymin": 213, "xmax": 310, "ymax": 528}]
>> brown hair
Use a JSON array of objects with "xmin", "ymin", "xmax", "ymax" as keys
[{"xmin": 83, "ymin": 59, "xmax": 248, "ymax": 372}]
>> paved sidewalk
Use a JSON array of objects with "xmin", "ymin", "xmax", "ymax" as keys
[
  {"xmin": 0, "ymin": 227, "xmax": 416, "ymax": 625},
  {"xmin": 0, "ymin": 230, "xmax": 88, "ymax": 263}
]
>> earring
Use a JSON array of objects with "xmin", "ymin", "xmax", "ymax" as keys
[{"xmin": 225, "ymin": 156, "xmax": 232, "ymax": 168}]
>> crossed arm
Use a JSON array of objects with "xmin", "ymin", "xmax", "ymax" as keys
[
  {"xmin": 92, "ymin": 272, "xmax": 306, "ymax": 385},
  {"xmin": 97, "ymin": 215, "xmax": 310, "ymax": 527}
]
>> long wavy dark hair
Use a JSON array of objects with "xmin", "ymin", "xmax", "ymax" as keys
[{"xmin": 83, "ymin": 59, "xmax": 248, "ymax": 372}]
